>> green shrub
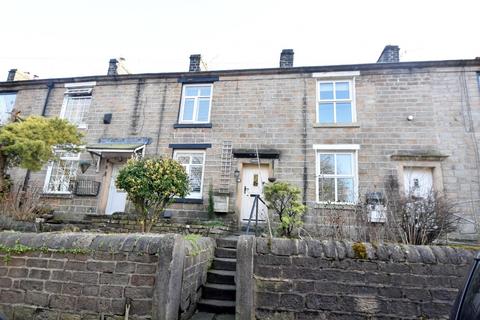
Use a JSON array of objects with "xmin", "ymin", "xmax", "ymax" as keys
[
  {"xmin": 264, "ymin": 181, "xmax": 306, "ymax": 237},
  {"xmin": 116, "ymin": 157, "xmax": 189, "ymax": 232}
]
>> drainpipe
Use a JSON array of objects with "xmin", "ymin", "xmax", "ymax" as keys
[
  {"xmin": 20, "ymin": 81, "xmax": 54, "ymax": 194},
  {"xmin": 302, "ymin": 79, "xmax": 308, "ymax": 205}
]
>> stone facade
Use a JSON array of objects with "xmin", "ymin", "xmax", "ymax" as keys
[
  {"xmin": 0, "ymin": 232, "xmax": 215, "ymax": 320},
  {"xmin": 1, "ymin": 51, "xmax": 480, "ymax": 238},
  {"xmin": 239, "ymin": 236, "xmax": 475, "ymax": 320}
]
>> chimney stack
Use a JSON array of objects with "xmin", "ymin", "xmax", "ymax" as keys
[
  {"xmin": 107, "ymin": 57, "xmax": 130, "ymax": 76},
  {"xmin": 189, "ymin": 54, "xmax": 202, "ymax": 72},
  {"xmin": 377, "ymin": 45, "xmax": 400, "ymax": 63},
  {"xmin": 7, "ymin": 69, "xmax": 37, "ymax": 81},
  {"xmin": 279, "ymin": 49, "xmax": 294, "ymax": 68}
]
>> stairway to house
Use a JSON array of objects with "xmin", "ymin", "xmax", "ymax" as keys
[{"xmin": 192, "ymin": 236, "xmax": 238, "ymax": 319}]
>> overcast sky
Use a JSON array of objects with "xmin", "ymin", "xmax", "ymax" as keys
[{"xmin": 1, "ymin": 0, "xmax": 479, "ymax": 80}]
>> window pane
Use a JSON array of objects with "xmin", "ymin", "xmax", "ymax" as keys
[
  {"xmin": 191, "ymin": 154, "xmax": 204, "ymax": 164},
  {"xmin": 319, "ymin": 83, "xmax": 334, "ymax": 100},
  {"xmin": 318, "ymin": 103, "xmax": 334, "ymax": 123},
  {"xmin": 337, "ymin": 178, "xmax": 354, "ymax": 202},
  {"xmin": 336, "ymin": 102, "xmax": 352, "ymax": 123},
  {"xmin": 184, "ymin": 87, "xmax": 197, "ymax": 96},
  {"xmin": 197, "ymin": 98, "xmax": 210, "ymax": 122},
  {"xmin": 319, "ymin": 154, "xmax": 334, "ymax": 174},
  {"xmin": 182, "ymin": 99, "xmax": 194, "ymax": 121},
  {"xmin": 336, "ymin": 154, "xmax": 352, "ymax": 175},
  {"xmin": 318, "ymin": 177, "xmax": 335, "ymax": 202},
  {"xmin": 335, "ymin": 82, "xmax": 350, "ymax": 99},
  {"xmin": 198, "ymin": 86, "xmax": 211, "ymax": 96},
  {"xmin": 0, "ymin": 93, "xmax": 16, "ymax": 124},
  {"xmin": 47, "ymin": 159, "xmax": 78, "ymax": 192},
  {"xmin": 189, "ymin": 165, "xmax": 203, "ymax": 193},
  {"xmin": 64, "ymin": 96, "xmax": 90, "ymax": 125},
  {"xmin": 176, "ymin": 155, "xmax": 190, "ymax": 164}
]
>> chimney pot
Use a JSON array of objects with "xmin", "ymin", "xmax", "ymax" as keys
[
  {"xmin": 107, "ymin": 58, "xmax": 130, "ymax": 76},
  {"xmin": 377, "ymin": 45, "xmax": 400, "ymax": 63},
  {"xmin": 189, "ymin": 54, "xmax": 202, "ymax": 72},
  {"xmin": 280, "ymin": 49, "xmax": 294, "ymax": 68}
]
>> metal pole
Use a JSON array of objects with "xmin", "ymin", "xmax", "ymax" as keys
[{"xmin": 255, "ymin": 195, "xmax": 259, "ymax": 236}]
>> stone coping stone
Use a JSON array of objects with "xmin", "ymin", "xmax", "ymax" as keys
[
  {"xmin": 0, "ymin": 231, "xmax": 195, "ymax": 254},
  {"xmin": 256, "ymin": 238, "xmax": 477, "ymax": 265}
]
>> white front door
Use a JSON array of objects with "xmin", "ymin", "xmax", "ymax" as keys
[
  {"xmin": 240, "ymin": 165, "xmax": 269, "ymax": 222},
  {"xmin": 404, "ymin": 167, "xmax": 433, "ymax": 198},
  {"xmin": 106, "ymin": 164, "xmax": 127, "ymax": 215}
]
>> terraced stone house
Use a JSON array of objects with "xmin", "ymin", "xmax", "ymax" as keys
[{"xmin": 1, "ymin": 46, "xmax": 479, "ymax": 239}]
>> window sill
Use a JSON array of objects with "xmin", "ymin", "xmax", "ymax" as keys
[
  {"xmin": 314, "ymin": 202, "xmax": 358, "ymax": 210},
  {"xmin": 41, "ymin": 193, "xmax": 74, "ymax": 199},
  {"xmin": 174, "ymin": 198, "xmax": 203, "ymax": 204},
  {"xmin": 174, "ymin": 123, "xmax": 212, "ymax": 129},
  {"xmin": 313, "ymin": 123, "xmax": 360, "ymax": 128}
]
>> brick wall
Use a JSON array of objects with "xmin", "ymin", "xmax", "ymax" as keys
[
  {"xmin": 253, "ymin": 238, "xmax": 476, "ymax": 319},
  {"xmin": 0, "ymin": 232, "xmax": 215, "ymax": 320}
]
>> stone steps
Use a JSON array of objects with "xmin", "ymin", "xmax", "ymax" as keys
[
  {"xmin": 206, "ymin": 270, "xmax": 235, "ymax": 285},
  {"xmin": 203, "ymin": 283, "xmax": 236, "ymax": 301},
  {"xmin": 214, "ymin": 247, "xmax": 237, "ymax": 259},
  {"xmin": 212, "ymin": 258, "xmax": 236, "ymax": 271},
  {"xmin": 197, "ymin": 236, "xmax": 238, "ymax": 316},
  {"xmin": 197, "ymin": 299, "xmax": 236, "ymax": 314}
]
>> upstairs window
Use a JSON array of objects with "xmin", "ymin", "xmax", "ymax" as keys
[
  {"xmin": 61, "ymin": 83, "xmax": 94, "ymax": 128},
  {"xmin": 44, "ymin": 151, "xmax": 80, "ymax": 194},
  {"xmin": 173, "ymin": 150, "xmax": 205, "ymax": 199},
  {"xmin": 179, "ymin": 84, "xmax": 212, "ymax": 124},
  {"xmin": 317, "ymin": 80, "xmax": 355, "ymax": 124},
  {"xmin": 0, "ymin": 92, "xmax": 16, "ymax": 125}
]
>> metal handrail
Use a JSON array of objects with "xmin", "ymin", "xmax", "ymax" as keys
[{"xmin": 245, "ymin": 194, "xmax": 266, "ymax": 235}]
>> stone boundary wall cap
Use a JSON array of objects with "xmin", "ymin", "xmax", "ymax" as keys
[
  {"xmin": 256, "ymin": 238, "xmax": 477, "ymax": 265},
  {"xmin": 0, "ymin": 231, "xmax": 181, "ymax": 254}
]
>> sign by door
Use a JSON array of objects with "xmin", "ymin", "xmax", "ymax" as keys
[
  {"xmin": 106, "ymin": 164, "xmax": 127, "ymax": 215},
  {"xmin": 240, "ymin": 165, "xmax": 269, "ymax": 222}
]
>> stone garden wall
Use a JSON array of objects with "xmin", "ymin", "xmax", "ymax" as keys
[
  {"xmin": 0, "ymin": 232, "xmax": 215, "ymax": 320},
  {"xmin": 0, "ymin": 213, "xmax": 235, "ymax": 238},
  {"xmin": 236, "ymin": 236, "xmax": 477, "ymax": 320}
]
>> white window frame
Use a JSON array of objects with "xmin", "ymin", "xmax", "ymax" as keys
[
  {"xmin": 179, "ymin": 84, "xmax": 213, "ymax": 124},
  {"xmin": 43, "ymin": 151, "xmax": 81, "ymax": 194},
  {"xmin": 173, "ymin": 150, "xmax": 206, "ymax": 199},
  {"xmin": 315, "ymin": 79, "xmax": 357, "ymax": 124},
  {"xmin": 60, "ymin": 82, "xmax": 95, "ymax": 129},
  {"xmin": 314, "ymin": 144, "xmax": 359, "ymax": 204}
]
